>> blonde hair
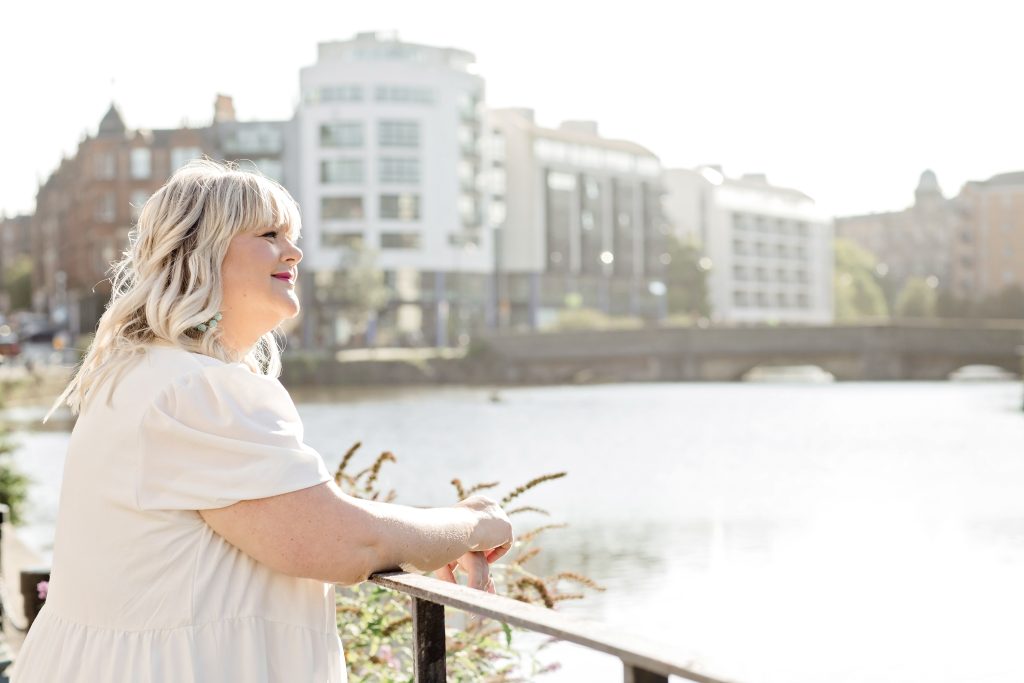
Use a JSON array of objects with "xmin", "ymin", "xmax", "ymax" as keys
[{"xmin": 50, "ymin": 158, "xmax": 302, "ymax": 417}]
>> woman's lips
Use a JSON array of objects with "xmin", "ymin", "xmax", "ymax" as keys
[{"xmin": 272, "ymin": 272, "xmax": 293, "ymax": 281}]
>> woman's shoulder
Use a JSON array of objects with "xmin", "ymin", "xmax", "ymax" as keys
[
  {"xmin": 142, "ymin": 342, "xmax": 225, "ymax": 371},
  {"xmin": 138, "ymin": 343, "xmax": 282, "ymax": 399},
  {"xmin": 105, "ymin": 344, "xmax": 235, "ymax": 406}
]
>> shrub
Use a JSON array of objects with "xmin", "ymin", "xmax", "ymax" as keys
[{"xmin": 333, "ymin": 442, "xmax": 600, "ymax": 680}]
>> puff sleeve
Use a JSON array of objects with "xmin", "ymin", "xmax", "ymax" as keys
[{"xmin": 136, "ymin": 363, "xmax": 333, "ymax": 511}]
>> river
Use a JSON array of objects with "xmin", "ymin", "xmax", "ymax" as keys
[{"xmin": 9, "ymin": 379, "xmax": 1024, "ymax": 683}]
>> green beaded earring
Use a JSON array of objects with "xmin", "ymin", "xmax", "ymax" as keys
[{"xmin": 195, "ymin": 312, "xmax": 222, "ymax": 333}]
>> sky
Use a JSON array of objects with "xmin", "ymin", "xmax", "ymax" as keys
[{"xmin": 2, "ymin": 0, "xmax": 1022, "ymax": 218}]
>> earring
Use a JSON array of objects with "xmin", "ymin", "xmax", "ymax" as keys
[{"xmin": 195, "ymin": 312, "xmax": 222, "ymax": 333}]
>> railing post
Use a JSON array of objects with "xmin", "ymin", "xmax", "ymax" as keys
[
  {"xmin": 412, "ymin": 597, "xmax": 446, "ymax": 682},
  {"xmin": 20, "ymin": 568, "xmax": 50, "ymax": 630},
  {"xmin": 0, "ymin": 503, "xmax": 7, "ymax": 623},
  {"xmin": 624, "ymin": 664, "xmax": 669, "ymax": 683}
]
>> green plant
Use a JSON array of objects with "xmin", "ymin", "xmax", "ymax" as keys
[
  {"xmin": 894, "ymin": 277, "xmax": 938, "ymax": 318},
  {"xmin": 834, "ymin": 238, "xmax": 889, "ymax": 321},
  {"xmin": 0, "ymin": 385, "xmax": 29, "ymax": 524},
  {"xmin": 333, "ymin": 442, "xmax": 600, "ymax": 680}
]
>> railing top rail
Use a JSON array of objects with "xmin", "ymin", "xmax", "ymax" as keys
[{"xmin": 369, "ymin": 571, "xmax": 732, "ymax": 683}]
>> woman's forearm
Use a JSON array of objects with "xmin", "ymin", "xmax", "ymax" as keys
[
  {"xmin": 337, "ymin": 495, "xmax": 480, "ymax": 577},
  {"xmin": 200, "ymin": 481, "xmax": 511, "ymax": 586}
]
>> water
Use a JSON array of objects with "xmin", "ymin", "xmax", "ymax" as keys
[{"xmin": 9, "ymin": 381, "xmax": 1024, "ymax": 682}]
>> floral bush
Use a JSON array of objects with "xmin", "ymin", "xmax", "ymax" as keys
[{"xmin": 333, "ymin": 442, "xmax": 602, "ymax": 681}]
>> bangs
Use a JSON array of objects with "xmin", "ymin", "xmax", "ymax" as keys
[{"xmin": 230, "ymin": 172, "xmax": 302, "ymax": 241}]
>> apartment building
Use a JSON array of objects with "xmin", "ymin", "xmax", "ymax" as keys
[
  {"xmin": 663, "ymin": 167, "xmax": 833, "ymax": 324},
  {"xmin": 294, "ymin": 32, "xmax": 491, "ymax": 347},
  {"xmin": 483, "ymin": 108, "xmax": 668, "ymax": 329}
]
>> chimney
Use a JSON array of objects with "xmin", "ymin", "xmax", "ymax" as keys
[{"xmin": 214, "ymin": 94, "xmax": 236, "ymax": 123}]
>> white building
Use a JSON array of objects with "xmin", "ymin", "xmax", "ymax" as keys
[
  {"xmin": 483, "ymin": 108, "xmax": 668, "ymax": 330},
  {"xmin": 663, "ymin": 167, "xmax": 833, "ymax": 324},
  {"xmin": 294, "ymin": 32, "xmax": 491, "ymax": 347}
]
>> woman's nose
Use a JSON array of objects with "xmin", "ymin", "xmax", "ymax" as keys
[{"xmin": 284, "ymin": 241, "xmax": 303, "ymax": 264}]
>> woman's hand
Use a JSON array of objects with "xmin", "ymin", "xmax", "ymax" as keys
[
  {"xmin": 455, "ymin": 495, "xmax": 514, "ymax": 564},
  {"xmin": 433, "ymin": 496, "xmax": 512, "ymax": 591},
  {"xmin": 434, "ymin": 551, "xmax": 494, "ymax": 593}
]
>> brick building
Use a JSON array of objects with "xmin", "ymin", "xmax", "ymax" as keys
[
  {"xmin": 951, "ymin": 171, "xmax": 1024, "ymax": 301},
  {"xmin": 31, "ymin": 99, "xmax": 289, "ymax": 333},
  {"xmin": 835, "ymin": 170, "xmax": 956, "ymax": 305}
]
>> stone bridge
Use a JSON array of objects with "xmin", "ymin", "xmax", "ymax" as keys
[{"xmin": 480, "ymin": 322, "xmax": 1024, "ymax": 382}]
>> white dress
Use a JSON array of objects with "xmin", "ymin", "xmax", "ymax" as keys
[{"xmin": 11, "ymin": 344, "xmax": 347, "ymax": 682}]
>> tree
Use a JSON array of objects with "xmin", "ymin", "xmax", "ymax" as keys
[
  {"xmin": 0, "ymin": 384, "xmax": 29, "ymax": 524},
  {"xmin": 664, "ymin": 237, "xmax": 710, "ymax": 318},
  {"xmin": 894, "ymin": 277, "xmax": 938, "ymax": 318},
  {"xmin": 321, "ymin": 248, "xmax": 390, "ymax": 345},
  {"xmin": 3, "ymin": 255, "xmax": 33, "ymax": 311},
  {"xmin": 833, "ymin": 239, "xmax": 888, "ymax": 321}
]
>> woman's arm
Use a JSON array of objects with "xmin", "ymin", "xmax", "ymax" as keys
[{"xmin": 199, "ymin": 481, "xmax": 513, "ymax": 586}]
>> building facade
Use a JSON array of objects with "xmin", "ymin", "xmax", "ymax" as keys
[
  {"xmin": 663, "ymin": 167, "xmax": 833, "ymax": 324},
  {"xmin": 294, "ymin": 32, "xmax": 492, "ymax": 348},
  {"xmin": 951, "ymin": 171, "xmax": 1024, "ymax": 301},
  {"xmin": 31, "ymin": 99, "xmax": 288, "ymax": 333},
  {"xmin": 835, "ymin": 170, "xmax": 955, "ymax": 305},
  {"xmin": 484, "ymin": 108, "xmax": 668, "ymax": 330}
]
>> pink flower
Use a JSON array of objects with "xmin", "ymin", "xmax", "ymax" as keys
[{"xmin": 36, "ymin": 580, "xmax": 48, "ymax": 601}]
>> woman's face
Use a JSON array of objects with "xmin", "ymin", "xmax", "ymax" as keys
[{"xmin": 220, "ymin": 226, "xmax": 303, "ymax": 344}]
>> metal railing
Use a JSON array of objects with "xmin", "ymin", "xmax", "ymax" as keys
[
  {"xmin": 370, "ymin": 571, "xmax": 730, "ymax": 683},
  {"xmin": 0, "ymin": 497, "xmax": 728, "ymax": 683}
]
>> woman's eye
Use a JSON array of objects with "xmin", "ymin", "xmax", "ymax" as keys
[{"xmin": 262, "ymin": 231, "xmax": 278, "ymax": 239}]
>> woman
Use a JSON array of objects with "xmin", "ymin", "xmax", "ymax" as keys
[{"xmin": 12, "ymin": 160, "xmax": 513, "ymax": 681}]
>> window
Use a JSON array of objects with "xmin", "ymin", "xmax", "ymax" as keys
[
  {"xmin": 315, "ymin": 85, "xmax": 363, "ymax": 103},
  {"xmin": 379, "ymin": 158, "xmax": 419, "ymax": 184},
  {"xmin": 321, "ymin": 197, "xmax": 364, "ymax": 220},
  {"xmin": 459, "ymin": 194, "xmax": 477, "ymax": 226},
  {"xmin": 484, "ymin": 131, "xmax": 506, "ymax": 162},
  {"xmin": 235, "ymin": 158, "xmax": 284, "ymax": 182},
  {"xmin": 171, "ymin": 147, "xmax": 202, "ymax": 171},
  {"xmin": 94, "ymin": 152, "xmax": 116, "ymax": 179},
  {"xmin": 458, "ymin": 159, "xmax": 475, "ymax": 187},
  {"xmin": 375, "ymin": 85, "xmax": 433, "ymax": 104},
  {"xmin": 130, "ymin": 190, "xmax": 149, "ymax": 221},
  {"xmin": 321, "ymin": 159, "xmax": 364, "ymax": 184},
  {"xmin": 378, "ymin": 120, "xmax": 420, "ymax": 147},
  {"xmin": 95, "ymin": 192, "xmax": 116, "ymax": 222},
  {"xmin": 458, "ymin": 91, "xmax": 480, "ymax": 119},
  {"xmin": 227, "ymin": 126, "xmax": 282, "ymax": 154},
  {"xmin": 130, "ymin": 148, "xmax": 151, "ymax": 179},
  {"xmin": 321, "ymin": 232, "xmax": 365, "ymax": 249},
  {"xmin": 254, "ymin": 159, "xmax": 283, "ymax": 182},
  {"xmin": 458, "ymin": 124, "xmax": 476, "ymax": 153},
  {"xmin": 379, "ymin": 194, "xmax": 420, "ymax": 220},
  {"xmin": 487, "ymin": 200, "xmax": 506, "ymax": 226},
  {"xmin": 449, "ymin": 233, "xmax": 481, "ymax": 248},
  {"xmin": 320, "ymin": 122, "xmax": 363, "ymax": 148},
  {"xmin": 381, "ymin": 232, "xmax": 422, "ymax": 249}
]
